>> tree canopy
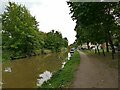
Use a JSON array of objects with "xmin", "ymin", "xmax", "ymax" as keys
[
  {"xmin": 68, "ymin": 2, "xmax": 120, "ymax": 45},
  {"xmin": 67, "ymin": 2, "xmax": 120, "ymax": 58},
  {"xmin": 2, "ymin": 2, "xmax": 68, "ymax": 60}
]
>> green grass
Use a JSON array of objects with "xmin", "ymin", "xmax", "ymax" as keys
[
  {"xmin": 2, "ymin": 50, "xmax": 11, "ymax": 62},
  {"xmin": 2, "ymin": 49, "xmax": 52, "ymax": 62},
  {"xmin": 81, "ymin": 49, "xmax": 112, "ymax": 54},
  {"xmin": 81, "ymin": 49, "xmax": 118, "ymax": 69},
  {"xmin": 2, "ymin": 48, "xmax": 65, "ymax": 62},
  {"xmin": 40, "ymin": 50, "xmax": 80, "ymax": 88}
]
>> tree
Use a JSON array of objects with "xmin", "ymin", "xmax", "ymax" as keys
[
  {"xmin": 44, "ymin": 30, "xmax": 68, "ymax": 52},
  {"xmin": 67, "ymin": 2, "xmax": 120, "ymax": 59},
  {"xmin": 2, "ymin": 1, "xmax": 69, "ymax": 60},
  {"xmin": 62, "ymin": 37, "xmax": 68, "ymax": 48},
  {"xmin": 2, "ymin": 2, "xmax": 40, "ymax": 58}
]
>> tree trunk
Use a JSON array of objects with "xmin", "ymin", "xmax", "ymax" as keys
[
  {"xmin": 41, "ymin": 48, "xmax": 44, "ymax": 54},
  {"xmin": 104, "ymin": 8, "xmax": 115, "ymax": 59},
  {"xmin": 87, "ymin": 41, "xmax": 90, "ymax": 50},
  {"xmin": 97, "ymin": 44, "xmax": 100, "ymax": 55},
  {"xmin": 105, "ymin": 40, "xmax": 109, "ymax": 52},
  {"xmin": 95, "ymin": 48, "xmax": 97, "ymax": 54},
  {"xmin": 108, "ymin": 32, "xmax": 115, "ymax": 59},
  {"xmin": 102, "ymin": 48, "xmax": 105, "ymax": 56}
]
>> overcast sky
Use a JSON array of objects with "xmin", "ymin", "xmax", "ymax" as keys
[{"xmin": 1, "ymin": 0, "xmax": 77, "ymax": 45}]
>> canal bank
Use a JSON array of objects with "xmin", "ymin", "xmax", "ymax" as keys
[{"xmin": 40, "ymin": 50, "xmax": 80, "ymax": 88}]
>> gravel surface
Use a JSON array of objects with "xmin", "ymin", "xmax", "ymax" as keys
[{"xmin": 72, "ymin": 51, "xmax": 118, "ymax": 88}]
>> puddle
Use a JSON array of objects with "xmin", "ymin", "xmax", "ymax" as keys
[{"xmin": 37, "ymin": 71, "xmax": 52, "ymax": 86}]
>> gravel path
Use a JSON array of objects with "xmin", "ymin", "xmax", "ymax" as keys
[{"xmin": 72, "ymin": 51, "xmax": 118, "ymax": 88}]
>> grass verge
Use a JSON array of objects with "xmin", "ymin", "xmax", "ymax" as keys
[
  {"xmin": 82, "ymin": 49, "xmax": 118, "ymax": 69},
  {"xmin": 40, "ymin": 50, "xmax": 80, "ymax": 88}
]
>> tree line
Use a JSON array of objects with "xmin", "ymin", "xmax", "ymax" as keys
[
  {"xmin": 67, "ymin": 2, "xmax": 120, "ymax": 59},
  {"xmin": 2, "ymin": 2, "xmax": 68, "ymax": 60}
]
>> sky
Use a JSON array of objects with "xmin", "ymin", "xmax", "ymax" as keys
[{"xmin": 0, "ymin": 0, "xmax": 77, "ymax": 45}]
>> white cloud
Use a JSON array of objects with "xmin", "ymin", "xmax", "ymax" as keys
[{"xmin": 1, "ymin": 0, "xmax": 76, "ymax": 45}]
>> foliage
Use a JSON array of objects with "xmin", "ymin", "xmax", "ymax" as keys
[
  {"xmin": 67, "ymin": 2, "xmax": 120, "ymax": 58},
  {"xmin": 2, "ymin": 2, "xmax": 41, "ymax": 57},
  {"xmin": 62, "ymin": 37, "xmax": 68, "ymax": 48},
  {"xmin": 2, "ymin": 2, "xmax": 68, "ymax": 60},
  {"xmin": 44, "ymin": 30, "xmax": 68, "ymax": 52}
]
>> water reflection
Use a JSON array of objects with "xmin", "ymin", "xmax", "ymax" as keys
[
  {"xmin": 2, "ymin": 50, "xmax": 68, "ymax": 88},
  {"xmin": 4, "ymin": 67, "xmax": 12, "ymax": 72},
  {"xmin": 68, "ymin": 53, "xmax": 71, "ymax": 60},
  {"xmin": 2, "ymin": 53, "xmax": 63, "ymax": 88},
  {"xmin": 61, "ymin": 62, "xmax": 66, "ymax": 68},
  {"xmin": 37, "ymin": 71, "xmax": 52, "ymax": 86},
  {"xmin": 0, "ymin": 81, "xmax": 3, "ymax": 89},
  {"xmin": 61, "ymin": 53, "xmax": 72, "ymax": 69}
]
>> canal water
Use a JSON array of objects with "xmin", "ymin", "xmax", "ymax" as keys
[{"xmin": 2, "ymin": 51, "xmax": 68, "ymax": 88}]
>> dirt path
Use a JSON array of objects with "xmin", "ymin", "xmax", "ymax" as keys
[{"xmin": 72, "ymin": 51, "xmax": 118, "ymax": 88}]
